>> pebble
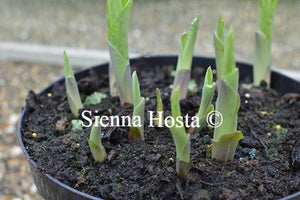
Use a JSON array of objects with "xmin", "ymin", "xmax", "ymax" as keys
[
  {"xmin": 145, "ymin": 153, "xmax": 161, "ymax": 162},
  {"xmin": 30, "ymin": 184, "xmax": 38, "ymax": 193},
  {"xmin": 166, "ymin": 167, "xmax": 174, "ymax": 173},
  {"xmin": 9, "ymin": 146, "xmax": 23, "ymax": 157},
  {"xmin": 7, "ymin": 159, "xmax": 21, "ymax": 172},
  {"xmin": 266, "ymin": 166, "xmax": 278, "ymax": 176},
  {"xmin": 0, "ymin": 162, "xmax": 5, "ymax": 180}
]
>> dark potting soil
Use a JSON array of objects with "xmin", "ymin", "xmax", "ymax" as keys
[{"xmin": 22, "ymin": 61, "xmax": 300, "ymax": 200}]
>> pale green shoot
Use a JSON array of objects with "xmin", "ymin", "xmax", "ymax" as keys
[
  {"xmin": 129, "ymin": 71, "xmax": 145, "ymax": 140},
  {"xmin": 172, "ymin": 15, "xmax": 199, "ymax": 100},
  {"xmin": 253, "ymin": 0, "xmax": 278, "ymax": 87},
  {"xmin": 196, "ymin": 67, "xmax": 216, "ymax": 129},
  {"xmin": 155, "ymin": 88, "xmax": 164, "ymax": 126},
  {"xmin": 168, "ymin": 86, "xmax": 190, "ymax": 179},
  {"xmin": 64, "ymin": 51, "xmax": 83, "ymax": 117},
  {"xmin": 88, "ymin": 123, "xmax": 106, "ymax": 162},
  {"xmin": 213, "ymin": 18, "xmax": 243, "ymax": 162},
  {"xmin": 107, "ymin": 0, "xmax": 133, "ymax": 107}
]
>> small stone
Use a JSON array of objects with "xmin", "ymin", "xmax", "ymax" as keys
[
  {"xmin": 145, "ymin": 153, "xmax": 161, "ymax": 162},
  {"xmin": 55, "ymin": 117, "xmax": 67, "ymax": 131},
  {"xmin": 31, "ymin": 132, "xmax": 37, "ymax": 138},
  {"xmin": 245, "ymin": 100, "xmax": 249, "ymax": 104},
  {"xmin": 155, "ymin": 153, "xmax": 161, "ymax": 161},
  {"xmin": 244, "ymin": 93, "xmax": 250, "ymax": 98},
  {"xmin": 107, "ymin": 150, "xmax": 116, "ymax": 161},
  {"xmin": 30, "ymin": 184, "xmax": 37, "ymax": 193},
  {"xmin": 147, "ymin": 165, "xmax": 154, "ymax": 174},
  {"xmin": 0, "ymin": 162, "xmax": 5, "ymax": 180},
  {"xmin": 5, "ymin": 125, "xmax": 16, "ymax": 134},
  {"xmin": 9, "ymin": 146, "xmax": 23, "ymax": 157},
  {"xmin": 266, "ymin": 166, "xmax": 277, "ymax": 176},
  {"xmin": 258, "ymin": 184, "xmax": 266, "ymax": 194},
  {"xmin": 47, "ymin": 93, "xmax": 52, "ymax": 97},
  {"xmin": 108, "ymin": 109, "xmax": 112, "ymax": 115},
  {"xmin": 75, "ymin": 143, "xmax": 80, "ymax": 148},
  {"xmin": 8, "ymin": 113, "xmax": 19, "ymax": 124},
  {"xmin": 7, "ymin": 159, "xmax": 20, "ymax": 172},
  {"xmin": 166, "ymin": 167, "xmax": 174, "ymax": 173}
]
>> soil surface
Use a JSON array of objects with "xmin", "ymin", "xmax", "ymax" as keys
[{"xmin": 22, "ymin": 60, "xmax": 299, "ymax": 200}]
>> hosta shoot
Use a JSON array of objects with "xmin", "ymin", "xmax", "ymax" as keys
[
  {"xmin": 171, "ymin": 15, "xmax": 199, "ymax": 100},
  {"xmin": 196, "ymin": 67, "xmax": 216, "ymax": 130},
  {"xmin": 89, "ymin": 122, "xmax": 106, "ymax": 162},
  {"xmin": 168, "ymin": 86, "xmax": 190, "ymax": 179},
  {"xmin": 129, "ymin": 71, "xmax": 145, "ymax": 140},
  {"xmin": 213, "ymin": 19, "xmax": 243, "ymax": 163},
  {"xmin": 107, "ymin": 0, "xmax": 133, "ymax": 107},
  {"xmin": 253, "ymin": 0, "xmax": 278, "ymax": 87},
  {"xmin": 64, "ymin": 51, "xmax": 83, "ymax": 117},
  {"xmin": 155, "ymin": 88, "xmax": 164, "ymax": 126}
]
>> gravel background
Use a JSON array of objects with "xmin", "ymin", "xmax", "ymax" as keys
[{"xmin": 0, "ymin": 0, "xmax": 299, "ymax": 199}]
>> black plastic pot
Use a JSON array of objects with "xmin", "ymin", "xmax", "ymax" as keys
[{"xmin": 18, "ymin": 55, "xmax": 300, "ymax": 200}]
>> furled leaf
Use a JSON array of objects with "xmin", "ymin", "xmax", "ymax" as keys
[
  {"xmin": 213, "ymin": 16, "xmax": 225, "ymax": 90},
  {"xmin": 64, "ymin": 51, "xmax": 83, "ymax": 117},
  {"xmin": 213, "ymin": 19, "xmax": 243, "ymax": 162},
  {"xmin": 168, "ymin": 86, "xmax": 190, "ymax": 178},
  {"xmin": 172, "ymin": 15, "xmax": 199, "ymax": 100},
  {"xmin": 155, "ymin": 88, "xmax": 164, "ymax": 126},
  {"xmin": 129, "ymin": 71, "xmax": 145, "ymax": 140},
  {"xmin": 212, "ymin": 131, "xmax": 243, "ymax": 162},
  {"xmin": 107, "ymin": 0, "xmax": 133, "ymax": 107},
  {"xmin": 253, "ymin": 0, "xmax": 278, "ymax": 86},
  {"xmin": 89, "ymin": 123, "xmax": 106, "ymax": 162},
  {"xmin": 196, "ymin": 67, "xmax": 216, "ymax": 129}
]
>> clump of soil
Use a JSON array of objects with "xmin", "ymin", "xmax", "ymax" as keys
[{"xmin": 22, "ymin": 60, "xmax": 300, "ymax": 200}]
